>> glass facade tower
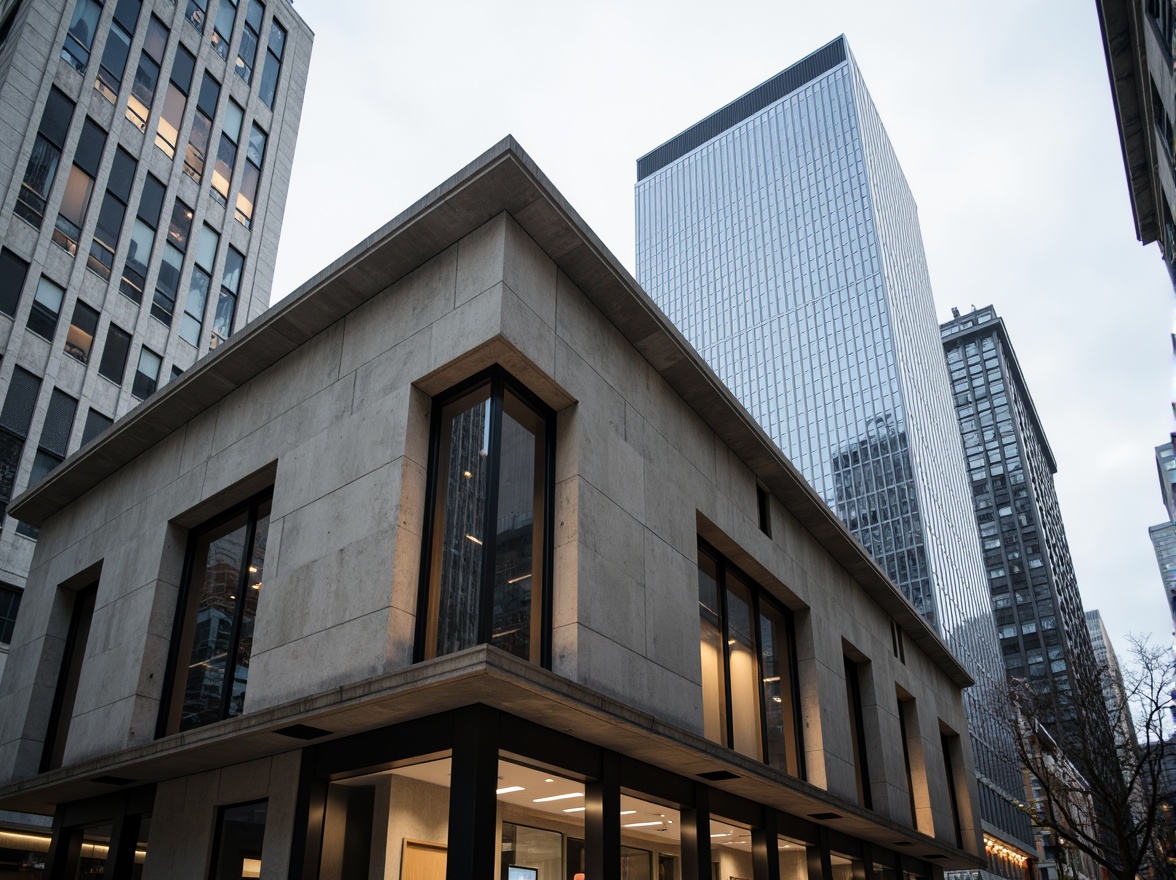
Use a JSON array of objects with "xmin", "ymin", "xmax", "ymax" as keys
[{"xmin": 635, "ymin": 36, "xmax": 1034, "ymax": 854}]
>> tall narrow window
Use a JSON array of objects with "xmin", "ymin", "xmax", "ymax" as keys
[
  {"xmin": 155, "ymin": 44, "xmax": 195, "ymax": 158},
  {"xmin": 125, "ymin": 16, "xmax": 168, "ymax": 132},
  {"xmin": 258, "ymin": 17, "xmax": 284, "ymax": 108},
  {"xmin": 696, "ymin": 541, "xmax": 803, "ymax": 775},
  {"xmin": 14, "ymin": 89, "xmax": 75, "ymax": 228},
  {"xmin": 210, "ymin": 0, "xmax": 236, "ymax": 59},
  {"xmin": 162, "ymin": 492, "xmax": 270, "ymax": 734},
  {"xmin": 235, "ymin": 123, "xmax": 264, "ymax": 227},
  {"xmin": 41, "ymin": 583, "xmax": 96, "ymax": 771},
  {"xmin": 64, "ymin": 300, "xmax": 99, "ymax": 363},
  {"xmin": 234, "ymin": 0, "xmax": 262, "ymax": 83},
  {"xmin": 0, "ymin": 249, "xmax": 29, "ymax": 317},
  {"xmin": 87, "ymin": 147, "xmax": 136, "ymax": 280},
  {"xmin": 152, "ymin": 199, "xmax": 193, "ymax": 325},
  {"xmin": 26, "ymin": 388, "xmax": 77, "ymax": 489},
  {"xmin": 0, "ymin": 368, "xmax": 42, "ymax": 523},
  {"xmin": 211, "ymin": 99, "xmax": 242, "ymax": 204},
  {"xmin": 181, "ymin": 225, "xmax": 217, "ymax": 345},
  {"xmin": 97, "ymin": 323, "xmax": 131, "ymax": 384},
  {"xmin": 941, "ymin": 730, "xmax": 963, "ymax": 848},
  {"xmin": 27, "ymin": 277, "xmax": 64, "ymax": 340},
  {"xmin": 184, "ymin": 73, "xmax": 220, "ymax": 182},
  {"xmin": 210, "ymin": 245, "xmax": 242, "ymax": 347},
  {"xmin": 120, "ymin": 173, "xmax": 165, "ymax": 302},
  {"xmin": 0, "ymin": 584, "xmax": 21, "ymax": 646},
  {"xmin": 52, "ymin": 117, "xmax": 106, "ymax": 255},
  {"xmin": 132, "ymin": 346, "xmax": 161, "ymax": 399},
  {"xmin": 95, "ymin": 0, "xmax": 140, "ymax": 102},
  {"xmin": 418, "ymin": 369, "xmax": 554, "ymax": 666},
  {"xmin": 844, "ymin": 656, "xmax": 872, "ymax": 809},
  {"xmin": 61, "ymin": 0, "xmax": 102, "ymax": 72}
]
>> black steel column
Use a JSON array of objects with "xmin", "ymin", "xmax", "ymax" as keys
[
  {"xmin": 752, "ymin": 807, "xmax": 781, "ymax": 880},
  {"xmin": 808, "ymin": 828, "xmax": 832, "ymax": 880},
  {"xmin": 681, "ymin": 783, "xmax": 711, "ymax": 880},
  {"xmin": 105, "ymin": 802, "xmax": 139, "ymax": 880},
  {"xmin": 447, "ymin": 706, "xmax": 499, "ymax": 880},
  {"xmin": 44, "ymin": 812, "xmax": 80, "ymax": 880},
  {"xmin": 585, "ymin": 749, "xmax": 620, "ymax": 880}
]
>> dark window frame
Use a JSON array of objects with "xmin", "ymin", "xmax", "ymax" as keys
[
  {"xmin": 413, "ymin": 366, "xmax": 556, "ymax": 669},
  {"xmin": 41, "ymin": 582, "xmax": 97, "ymax": 772},
  {"xmin": 697, "ymin": 538, "xmax": 805, "ymax": 778},
  {"xmin": 156, "ymin": 488, "xmax": 273, "ymax": 738}
]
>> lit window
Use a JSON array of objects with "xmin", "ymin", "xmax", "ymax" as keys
[
  {"xmin": 419, "ymin": 369, "xmax": 554, "ymax": 666},
  {"xmin": 697, "ymin": 541, "xmax": 802, "ymax": 775},
  {"xmin": 64, "ymin": 300, "xmax": 99, "ymax": 362},
  {"xmin": 52, "ymin": 118, "xmax": 106, "ymax": 255},
  {"xmin": 161, "ymin": 491, "xmax": 270, "ymax": 733},
  {"xmin": 125, "ymin": 16, "xmax": 168, "ymax": 132},
  {"xmin": 154, "ymin": 45, "xmax": 195, "ymax": 158}
]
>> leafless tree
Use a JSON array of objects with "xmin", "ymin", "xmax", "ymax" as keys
[{"xmin": 1003, "ymin": 635, "xmax": 1176, "ymax": 880}]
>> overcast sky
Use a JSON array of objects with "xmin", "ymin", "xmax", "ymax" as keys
[{"xmin": 270, "ymin": 1, "xmax": 1173, "ymax": 662}]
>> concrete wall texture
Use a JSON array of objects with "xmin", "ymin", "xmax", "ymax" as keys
[{"xmin": 0, "ymin": 147, "xmax": 983, "ymax": 868}]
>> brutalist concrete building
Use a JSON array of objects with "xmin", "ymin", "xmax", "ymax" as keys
[
  {"xmin": 0, "ymin": 0, "xmax": 312, "ymax": 677},
  {"xmin": 0, "ymin": 142, "xmax": 984, "ymax": 879}
]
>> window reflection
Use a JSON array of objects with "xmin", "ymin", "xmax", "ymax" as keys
[{"xmin": 422, "ymin": 370, "xmax": 553, "ymax": 666}]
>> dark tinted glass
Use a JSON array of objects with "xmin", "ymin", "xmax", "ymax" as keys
[
  {"xmin": 0, "ymin": 250, "xmax": 28, "ymax": 317},
  {"xmin": 171, "ymin": 44, "xmax": 195, "ymax": 92},
  {"xmin": 39, "ymin": 389, "xmax": 77, "ymax": 458},
  {"xmin": 0, "ymin": 368, "xmax": 41, "ymax": 438},
  {"xmin": 97, "ymin": 324, "xmax": 131, "ymax": 383},
  {"xmin": 80, "ymin": 408, "xmax": 113, "ymax": 446},
  {"xmin": 210, "ymin": 802, "xmax": 267, "ymax": 880},
  {"xmin": 107, "ymin": 148, "xmax": 136, "ymax": 202},
  {"xmin": 94, "ymin": 194, "xmax": 126, "ymax": 243},
  {"xmin": 65, "ymin": 301, "xmax": 99, "ymax": 363},
  {"xmin": 245, "ymin": 0, "xmax": 262, "ymax": 29},
  {"xmin": 0, "ymin": 587, "xmax": 21, "ymax": 644},
  {"xmin": 197, "ymin": 72, "xmax": 220, "ymax": 116},
  {"xmin": 143, "ymin": 16, "xmax": 167, "ymax": 62},
  {"xmin": 74, "ymin": 118, "xmax": 107, "ymax": 177},
  {"xmin": 137, "ymin": 174, "xmax": 165, "ymax": 225},
  {"xmin": 112, "ymin": 0, "xmax": 141, "ymax": 33},
  {"xmin": 40, "ymin": 89, "xmax": 74, "ymax": 148},
  {"xmin": 168, "ymin": 200, "xmax": 193, "ymax": 249}
]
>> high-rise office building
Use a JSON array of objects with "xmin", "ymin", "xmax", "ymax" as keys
[
  {"xmin": 1149, "ymin": 440, "xmax": 1176, "ymax": 637},
  {"xmin": 939, "ymin": 306, "xmax": 1098, "ymax": 707},
  {"xmin": 0, "ymin": 0, "xmax": 311, "ymax": 674},
  {"xmin": 635, "ymin": 36, "xmax": 1035, "ymax": 866},
  {"xmin": 1095, "ymin": 0, "xmax": 1176, "ymax": 290}
]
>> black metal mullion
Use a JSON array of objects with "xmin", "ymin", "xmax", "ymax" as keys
[
  {"xmin": 718, "ymin": 559, "xmax": 735, "ymax": 751},
  {"xmin": 788, "ymin": 607, "xmax": 807, "ymax": 780},
  {"xmin": 539, "ymin": 399, "xmax": 556, "ymax": 669},
  {"xmin": 478, "ymin": 372, "xmax": 505, "ymax": 647},
  {"xmin": 413, "ymin": 392, "xmax": 446, "ymax": 663},
  {"xmin": 220, "ymin": 501, "xmax": 258, "ymax": 721},
  {"xmin": 752, "ymin": 590, "xmax": 771, "ymax": 765},
  {"xmin": 156, "ymin": 526, "xmax": 199, "ymax": 738}
]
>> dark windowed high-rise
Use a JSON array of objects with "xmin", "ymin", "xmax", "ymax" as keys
[
  {"xmin": 940, "ymin": 306, "xmax": 1098, "ymax": 707},
  {"xmin": 635, "ymin": 35, "xmax": 1034, "ymax": 865}
]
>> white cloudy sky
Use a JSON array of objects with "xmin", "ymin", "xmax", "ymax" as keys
[{"xmin": 270, "ymin": 1, "xmax": 1173, "ymax": 660}]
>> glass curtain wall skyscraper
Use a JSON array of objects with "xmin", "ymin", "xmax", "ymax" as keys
[
  {"xmin": 0, "ymin": 0, "xmax": 311, "ymax": 677},
  {"xmin": 635, "ymin": 36, "xmax": 1034, "ymax": 859}
]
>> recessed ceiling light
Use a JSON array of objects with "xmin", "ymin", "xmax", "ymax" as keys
[
  {"xmin": 563, "ymin": 807, "xmax": 585, "ymax": 813},
  {"xmin": 533, "ymin": 792, "xmax": 583, "ymax": 803},
  {"xmin": 620, "ymin": 810, "xmax": 636, "ymax": 815},
  {"xmin": 624, "ymin": 821, "xmax": 663, "ymax": 828},
  {"xmin": 496, "ymin": 786, "xmax": 525, "ymax": 795}
]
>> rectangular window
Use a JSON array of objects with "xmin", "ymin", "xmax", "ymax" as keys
[
  {"xmin": 756, "ymin": 484, "xmax": 771, "ymax": 537},
  {"xmin": 80, "ymin": 407, "xmax": 112, "ymax": 446},
  {"xmin": 418, "ymin": 369, "xmax": 554, "ymax": 666},
  {"xmin": 0, "ymin": 249, "xmax": 29, "ymax": 317},
  {"xmin": 0, "ymin": 368, "xmax": 42, "ymax": 522},
  {"xmin": 181, "ymin": 224, "xmax": 218, "ymax": 345},
  {"xmin": 125, "ymin": 16, "xmax": 168, "ymax": 132},
  {"xmin": 897, "ymin": 693, "xmax": 924, "ymax": 830},
  {"xmin": 120, "ymin": 173, "xmax": 165, "ymax": 303},
  {"xmin": 95, "ymin": 0, "xmax": 141, "ymax": 102},
  {"xmin": 27, "ymin": 388, "xmax": 78, "ymax": 491},
  {"xmin": 696, "ymin": 540, "xmax": 802, "ymax": 775},
  {"xmin": 151, "ymin": 200, "xmax": 193, "ymax": 325},
  {"xmin": 41, "ymin": 583, "xmax": 96, "ymax": 771},
  {"xmin": 97, "ymin": 323, "xmax": 131, "ymax": 384},
  {"xmin": 844, "ymin": 655, "xmax": 872, "ymax": 809},
  {"xmin": 211, "ymin": 0, "xmax": 236, "ymax": 59},
  {"xmin": 210, "ymin": 801, "xmax": 267, "ymax": 880},
  {"xmin": 235, "ymin": 123, "xmax": 265, "ymax": 227},
  {"xmin": 0, "ymin": 584, "xmax": 21, "ymax": 645},
  {"xmin": 61, "ymin": 0, "xmax": 102, "ymax": 72},
  {"xmin": 161, "ymin": 491, "xmax": 271, "ymax": 733},
  {"xmin": 52, "ymin": 117, "xmax": 106, "ymax": 255},
  {"xmin": 941, "ymin": 730, "xmax": 963, "ymax": 848},
  {"xmin": 132, "ymin": 346, "xmax": 161, "ymax": 399},
  {"xmin": 64, "ymin": 300, "xmax": 99, "ymax": 362},
  {"xmin": 211, "ymin": 245, "xmax": 242, "ymax": 346},
  {"xmin": 155, "ymin": 44, "xmax": 195, "ymax": 158},
  {"xmin": 15, "ymin": 89, "xmax": 75, "ymax": 228},
  {"xmin": 87, "ymin": 147, "xmax": 136, "ymax": 280},
  {"xmin": 27, "ymin": 276, "xmax": 64, "ymax": 340},
  {"xmin": 185, "ymin": 0, "xmax": 206, "ymax": 31},
  {"xmin": 235, "ymin": 0, "xmax": 263, "ymax": 83},
  {"xmin": 184, "ymin": 72, "xmax": 220, "ymax": 182},
  {"xmin": 211, "ymin": 99, "xmax": 242, "ymax": 204},
  {"xmin": 258, "ymin": 17, "xmax": 284, "ymax": 108}
]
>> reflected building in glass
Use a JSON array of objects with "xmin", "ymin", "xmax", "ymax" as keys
[{"xmin": 635, "ymin": 36, "xmax": 1034, "ymax": 860}]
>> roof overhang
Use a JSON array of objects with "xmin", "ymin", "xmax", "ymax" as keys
[{"xmin": 9, "ymin": 137, "xmax": 973, "ymax": 689}]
